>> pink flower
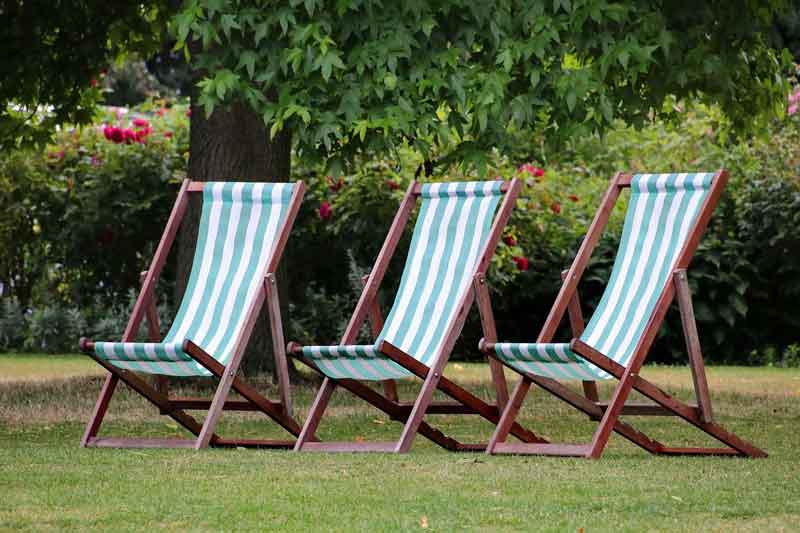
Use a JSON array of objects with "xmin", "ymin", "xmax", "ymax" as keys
[
  {"xmin": 103, "ymin": 125, "xmax": 115, "ymax": 140},
  {"xmin": 513, "ymin": 256, "xmax": 529, "ymax": 271},
  {"xmin": 503, "ymin": 235, "xmax": 516, "ymax": 246},
  {"xmin": 386, "ymin": 179, "xmax": 400, "ymax": 191},
  {"xmin": 550, "ymin": 202, "xmax": 561, "ymax": 215},
  {"xmin": 110, "ymin": 128, "xmax": 124, "ymax": 144},
  {"xmin": 156, "ymin": 108, "xmax": 167, "ymax": 117},
  {"xmin": 532, "ymin": 167, "xmax": 545, "ymax": 177},
  {"xmin": 90, "ymin": 155, "xmax": 102, "ymax": 167},
  {"xmin": 122, "ymin": 128, "xmax": 136, "ymax": 144},
  {"xmin": 133, "ymin": 118, "xmax": 150, "ymax": 128},
  {"xmin": 318, "ymin": 201, "xmax": 332, "ymax": 220},
  {"xmin": 789, "ymin": 89, "xmax": 800, "ymax": 104},
  {"xmin": 789, "ymin": 103, "xmax": 798, "ymax": 116}
]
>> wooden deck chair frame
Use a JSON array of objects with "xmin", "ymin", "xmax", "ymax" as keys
[
  {"xmin": 481, "ymin": 170, "xmax": 766, "ymax": 459},
  {"xmin": 78, "ymin": 179, "xmax": 306, "ymax": 450},
  {"xmin": 288, "ymin": 179, "xmax": 547, "ymax": 453}
]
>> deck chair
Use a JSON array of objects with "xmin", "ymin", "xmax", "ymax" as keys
[
  {"xmin": 288, "ymin": 179, "xmax": 545, "ymax": 453},
  {"xmin": 482, "ymin": 170, "xmax": 766, "ymax": 458},
  {"xmin": 78, "ymin": 179, "xmax": 306, "ymax": 450}
]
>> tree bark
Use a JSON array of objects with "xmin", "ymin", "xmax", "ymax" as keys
[{"xmin": 176, "ymin": 100, "xmax": 292, "ymax": 376}]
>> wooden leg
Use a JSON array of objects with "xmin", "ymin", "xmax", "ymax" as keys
[
  {"xmin": 587, "ymin": 368, "xmax": 638, "ymax": 459},
  {"xmin": 81, "ymin": 373, "xmax": 118, "ymax": 447},
  {"xmin": 474, "ymin": 273, "xmax": 509, "ymax": 410},
  {"xmin": 140, "ymin": 270, "xmax": 169, "ymax": 398},
  {"xmin": 382, "ymin": 380, "xmax": 399, "ymax": 402},
  {"xmin": 294, "ymin": 377, "xmax": 336, "ymax": 451},
  {"xmin": 265, "ymin": 274, "xmax": 293, "ymax": 417},
  {"xmin": 674, "ymin": 270, "xmax": 713, "ymax": 423},
  {"xmin": 395, "ymin": 366, "xmax": 442, "ymax": 453},
  {"xmin": 487, "ymin": 376, "xmax": 532, "ymax": 453}
]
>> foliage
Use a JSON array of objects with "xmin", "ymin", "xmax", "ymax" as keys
[
  {"xmin": 286, "ymin": 101, "xmax": 800, "ymax": 363},
  {"xmin": 0, "ymin": 297, "xmax": 26, "ymax": 351},
  {"xmin": 175, "ymin": 0, "xmax": 792, "ymax": 174},
  {"xmin": 0, "ymin": 102, "xmax": 190, "ymax": 309},
  {"xmin": 0, "ymin": 1, "xmax": 176, "ymax": 149}
]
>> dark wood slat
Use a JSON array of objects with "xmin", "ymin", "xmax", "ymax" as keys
[
  {"xmin": 87, "ymin": 437, "xmax": 196, "ymax": 449},
  {"xmin": 594, "ymin": 402, "xmax": 689, "ymax": 416},
  {"xmin": 658, "ymin": 447, "xmax": 741, "ymax": 456},
  {"xmin": 492, "ymin": 443, "xmax": 592, "ymax": 457},
  {"xmin": 301, "ymin": 441, "xmax": 398, "ymax": 453},
  {"xmin": 213, "ymin": 438, "xmax": 295, "ymax": 449},
  {"xmin": 168, "ymin": 398, "xmax": 278, "ymax": 411}
]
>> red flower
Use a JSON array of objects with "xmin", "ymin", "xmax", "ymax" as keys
[
  {"xmin": 90, "ymin": 78, "xmax": 98, "ymax": 88},
  {"xmin": 99, "ymin": 68, "xmax": 108, "ymax": 76},
  {"xmin": 134, "ymin": 127, "xmax": 151, "ymax": 143},
  {"xmin": 327, "ymin": 175, "xmax": 343, "ymax": 192},
  {"xmin": 110, "ymin": 128, "xmax": 124, "ymax": 144},
  {"xmin": 122, "ymin": 128, "xmax": 136, "ymax": 144},
  {"xmin": 518, "ymin": 163, "xmax": 545, "ymax": 178},
  {"xmin": 185, "ymin": 109, "xmax": 192, "ymax": 117},
  {"xmin": 163, "ymin": 131, "xmax": 173, "ymax": 139},
  {"xmin": 318, "ymin": 201, "xmax": 332, "ymax": 220},
  {"xmin": 386, "ymin": 179, "xmax": 400, "ymax": 191},
  {"xmin": 513, "ymin": 256, "xmax": 529, "ymax": 271},
  {"xmin": 568, "ymin": 195, "xmax": 579, "ymax": 202},
  {"xmin": 550, "ymin": 202, "xmax": 561, "ymax": 215},
  {"xmin": 133, "ymin": 118, "xmax": 150, "ymax": 128},
  {"xmin": 503, "ymin": 235, "xmax": 516, "ymax": 246},
  {"xmin": 103, "ymin": 125, "xmax": 115, "ymax": 140}
]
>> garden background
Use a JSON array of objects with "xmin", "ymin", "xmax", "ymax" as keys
[{"xmin": 1, "ymin": 66, "xmax": 799, "ymax": 368}]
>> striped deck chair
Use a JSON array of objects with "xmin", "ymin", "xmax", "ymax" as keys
[
  {"xmin": 288, "ymin": 179, "xmax": 545, "ymax": 453},
  {"xmin": 78, "ymin": 179, "xmax": 306, "ymax": 449},
  {"xmin": 482, "ymin": 170, "xmax": 766, "ymax": 459}
]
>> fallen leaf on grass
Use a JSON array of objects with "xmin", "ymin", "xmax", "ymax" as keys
[{"xmin": 420, "ymin": 516, "xmax": 429, "ymax": 529}]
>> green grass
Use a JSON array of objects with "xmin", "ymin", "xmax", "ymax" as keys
[{"xmin": 1, "ymin": 353, "xmax": 798, "ymax": 531}]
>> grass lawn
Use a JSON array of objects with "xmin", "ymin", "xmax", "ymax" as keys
[{"xmin": 1, "ymin": 353, "xmax": 798, "ymax": 531}]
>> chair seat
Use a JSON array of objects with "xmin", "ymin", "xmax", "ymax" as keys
[
  {"xmin": 301, "ymin": 344, "xmax": 413, "ymax": 381},
  {"xmin": 494, "ymin": 342, "xmax": 611, "ymax": 381},
  {"xmin": 94, "ymin": 340, "xmax": 210, "ymax": 377}
]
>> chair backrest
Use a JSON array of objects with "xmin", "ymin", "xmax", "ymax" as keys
[
  {"xmin": 580, "ymin": 172, "xmax": 716, "ymax": 367},
  {"xmin": 377, "ymin": 181, "xmax": 505, "ymax": 366},
  {"xmin": 164, "ymin": 181, "xmax": 296, "ymax": 365}
]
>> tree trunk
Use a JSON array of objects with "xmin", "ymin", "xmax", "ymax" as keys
[{"xmin": 176, "ymin": 100, "xmax": 292, "ymax": 376}]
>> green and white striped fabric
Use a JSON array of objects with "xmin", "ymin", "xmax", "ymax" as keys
[
  {"xmin": 303, "ymin": 181, "xmax": 504, "ymax": 381},
  {"xmin": 94, "ymin": 182, "xmax": 296, "ymax": 377},
  {"xmin": 496, "ymin": 172, "xmax": 715, "ymax": 380}
]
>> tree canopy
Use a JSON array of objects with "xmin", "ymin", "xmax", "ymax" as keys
[
  {"xmin": 175, "ymin": 0, "xmax": 793, "ymax": 174},
  {"xmin": 0, "ymin": 1, "xmax": 172, "ymax": 149}
]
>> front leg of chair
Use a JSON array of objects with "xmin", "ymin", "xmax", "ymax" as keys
[
  {"xmin": 294, "ymin": 377, "xmax": 336, "ymax": 451},
  {"xmin": 486, "ymin": 375, "xmax": 533, "ymax": 454}
]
